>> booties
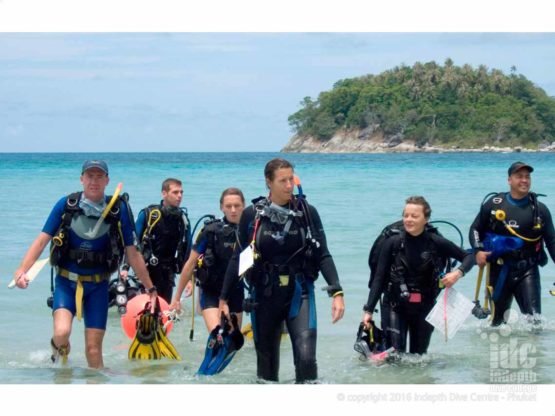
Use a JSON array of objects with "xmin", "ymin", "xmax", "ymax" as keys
[{"xmin": 50, "ymin": 338, "xmax": 71, "ymax": 364}]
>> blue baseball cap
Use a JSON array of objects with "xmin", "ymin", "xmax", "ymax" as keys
[{"xmin": 82, "ymin": 160, "xmax": 109, "ymax": 175}]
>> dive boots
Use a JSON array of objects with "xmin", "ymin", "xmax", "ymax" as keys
[{"xmin": 50, "ymin": 338, "xmax": 70, "ymax": 365}]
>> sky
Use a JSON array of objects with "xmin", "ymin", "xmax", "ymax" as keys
[{"xmin": 0, "ymin": 3, "xmax": 554, "ymax": 152}]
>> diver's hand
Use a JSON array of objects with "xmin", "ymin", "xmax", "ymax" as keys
[
  {"xmin": 331, "ymin": 295, "xmax": 345, "ymax": 323},
  {"xmin": 218, "ymin": 299, "xmax": 230, "ymax": 319},
  {"xmin": 169, "ymin": 299, "xmax": 181, "ymax": 313},
  {"xmin": 362, "ymin": 312, "xmax": 373, "ymax": 329},
  {"xmin": 475, "ymin": 251, "xmax": 491, "ymax": 267},
  {"xmin": 14, "ymin": 271, "xmax": 29, "ymax": 289},
  {"xmin": 440, "ymin": 269, "xmax": 463, "ymax": 288},
  {"xmin": 184, "ymin": 280, "xmax": 193, "ymax": 298},
  {"xmin": 148, "ymin": 288, "xmax": 158, "ymax": 313}
]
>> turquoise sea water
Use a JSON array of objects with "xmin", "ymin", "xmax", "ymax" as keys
[{"xmin": 1, "ymin": 152, "xmax": 555, "ymax": 386}]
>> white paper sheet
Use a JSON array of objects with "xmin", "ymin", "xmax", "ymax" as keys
[
  {"xmin": 425, "ymin": 287, "xmax": 474, "ymax": 340},
  {"xmin": 238, "ymin": 245, "xmax": 255, "ymax": 276}
]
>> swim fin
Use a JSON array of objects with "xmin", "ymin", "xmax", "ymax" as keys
[
  {"xmin": 241, "ymin": 322, "xmax": 253, "ymax": 339},
  {"xmin": 155, "ymin": 324, "xmax": 181, "ymax": 360},
  {"xmin": 212, "ymin": 314, "xmax": 244, "ymax": 374},
  {"xmin": 241, "ymin": 321, "xmax": 287, "ymax": 341},
  {"xmin": 197, "ymin": 323, "xmax": 225, "ymax": 375},
  {"xmin": 197, "ymin": 313, "xmax": 244, "ymax": 375},
  {"xmin": 128, "ymin": 304, "xmax": 162, "ymax": 360},
  {"xmin": 353, "ymin": 323, "xmax": 371, "ymax": 359},
  {"xmin": 353, "ymin": 321, "xmax": 386, "ymax": 360}
]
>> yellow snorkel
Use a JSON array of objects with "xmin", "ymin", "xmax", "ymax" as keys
[{"xmin": 84, "ymin": 182, "xmax": 123, "ymax": 238}]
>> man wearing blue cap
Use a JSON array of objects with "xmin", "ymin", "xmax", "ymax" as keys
[
  {"xmin": 12, "ymin": 160, "xmax": 158, "ymax": 368},
  {"xmin": 469, "ymin": 161, "xmax": 555, "ymax": 327}
]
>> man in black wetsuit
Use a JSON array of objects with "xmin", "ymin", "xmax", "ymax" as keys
[
  {"xmin": 469, "ymin": 161, "xmax": 555, "ymax": 326},
  {"xmin": 124, "ymin": 178, "xmax": 191, "ymax": 303}
]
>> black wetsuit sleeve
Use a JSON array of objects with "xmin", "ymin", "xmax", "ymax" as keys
[
  {"xmin": 183, "ymin": 215, "xmax": 192, "ymax": 260},
  {"xmin": 220, "ymin": 205, "xmax": 255, "ymax": 301},
  {"xmin": 364, "ymin": 236, "xmax": 396, "ymax": 312},
  {"xmin": 540, "ymin": 203, "xmax": 555, "ymax": 263},
  {"xmin": 308, "ymin": 204, "xmax": 341, "ymax": 293},
  {"xmin": 432, "ymin": 234, "xmax": 474, "ymax": 275},
  {"xmin": 469, "ymin": 198, "xmax": 493, "ymax": 251}
]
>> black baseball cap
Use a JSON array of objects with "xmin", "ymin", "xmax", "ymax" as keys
[
  {"xmin": 82, "ymin": 160, "xmax": 109, "ymax": 175},
  {"xmin": 508, "ymin": 161, "xmax": 533, "ymax": 176}
]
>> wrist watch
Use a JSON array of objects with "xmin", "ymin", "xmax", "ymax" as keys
[{"xmin": 147, "ymin": 286, "xmax": 157, "ymax": 294}]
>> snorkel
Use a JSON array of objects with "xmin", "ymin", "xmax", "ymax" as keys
[
  {"xmin": 84, "ymin": 182, "xmax": 123, "ymax": 239},
  {"xmin": 294, "ymin": 175, "xmax": 304, "ymax": 199}
]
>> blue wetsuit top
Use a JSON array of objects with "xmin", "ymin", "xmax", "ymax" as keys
[{"xmin": 135, "ymin": 209, "xmax": 146, "ymax": 241}]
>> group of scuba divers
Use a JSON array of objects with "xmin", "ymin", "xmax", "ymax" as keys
[{"xmin": 11, "ymin": 158, "xmax": 555, "ymax": 383}]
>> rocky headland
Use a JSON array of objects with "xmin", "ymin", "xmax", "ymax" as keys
[{"xmin": 282, "ymin": 129, "xmax": 555, "ymax": 153}]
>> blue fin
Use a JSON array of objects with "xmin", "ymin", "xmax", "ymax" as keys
[
  {"xmin": 197, "ymin": 324, "xmax": 225, "ymax": 375},
  {"xmin": 197, "ymin": 313, "xmax": 244, "ymax": 376}
]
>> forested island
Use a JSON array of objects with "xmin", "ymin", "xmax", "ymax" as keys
[{"xmin": 282, "ymin": 60, "xmax": 555, "ymax": 153}]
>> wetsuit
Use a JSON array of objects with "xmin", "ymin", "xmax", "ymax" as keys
[
  {"xmin": 469, "ymin": 192, "xmax": 555, "ymax": 326},
  {"xmin": 365, "ymin": 231, "xmax": 473, "ymax": 354},
  {"xmin": 221, "ymin": 197, "xmax": 342, "ymax": 383},
  {"xmin": 44, "ymin": 193, "xmax": 135, "ymax": 330},
  {"xmin": 193, "ymin": 219, "xmax": 244, "ymax": 313},
  {"xmin": 135, "ymin": 203, "xmax": 190, "ymax": 303}
]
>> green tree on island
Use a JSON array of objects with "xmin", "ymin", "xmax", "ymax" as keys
[{"xmin": 288, "ymin": 59, "xmax": 555, "ymax": 148}]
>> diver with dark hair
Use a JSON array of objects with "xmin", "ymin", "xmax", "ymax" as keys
[
  {"xmin": 469, "ymin": 162, "xmax": 555, "ymax": 327},
  {"xmin": 362, "ymin": 196, "xmax": 473, "ymax": 354},
  {"xmin": 219, "ymin": 158, "xmax": 344, "ymax": 383},
  {"xmin": 123, "ymin": 178, "xmax": 191, "ymax": 304}
]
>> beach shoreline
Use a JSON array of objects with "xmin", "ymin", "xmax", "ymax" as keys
[{"xmin": 281, "ymin": 132, "xmax": 555, "ymax": 154}]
